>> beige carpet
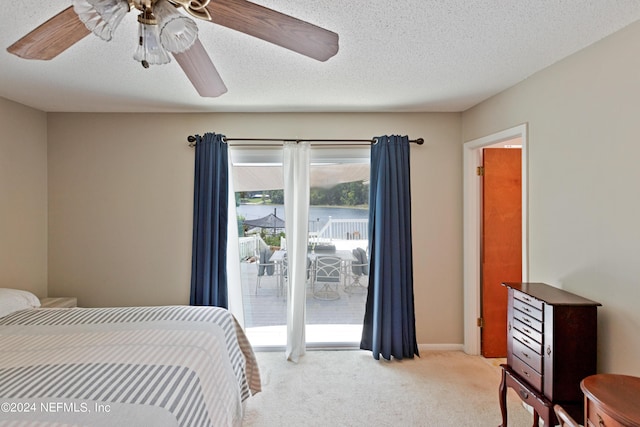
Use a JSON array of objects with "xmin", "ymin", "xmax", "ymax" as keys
[{"xmin": 243, "ymin": 350, "xmax": 534, "ymax": 426}]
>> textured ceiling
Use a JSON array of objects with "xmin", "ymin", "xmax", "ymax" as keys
[{"xmin": 1, "ymin": 1, "xmax": 640, "ymax": 113}]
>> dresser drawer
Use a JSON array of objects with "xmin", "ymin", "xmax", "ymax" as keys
[
  {"xmin": 513, "ymin": 317, "xmax": 543, "ymax": 343},
  {"xmin": 507, "ymin": 370, "xmax": 552, "ymax": 423},
  {"xmin": 512, "ymin": 307, "xmax": 543, "ymax": 332},
  {"xmin": 513, "ymin": 328, "xmax": 543, "ymax": 354},
  {"xmin": 513, "ymin": 337, "xmax": 542, "ymax": 373},
  {"xmin": 514, "ymin": 289, "xmax": 543, "ymax": 310},
  {"xmin": 511, "ymin": 355, "xmax": 543, "ymax": 392},
  {"xmin": 513, "ymin": 298, "xmax": 543, "ymax": 322},
  {"xmin": 586, "ymin": 398, "xmax": 624, "ymax": 427}
]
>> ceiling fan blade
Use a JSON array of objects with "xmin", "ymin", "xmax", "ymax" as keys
[
  {"xmin": 206, "ymin": 0, "xmax": 339, "ymax": 62},
  {"xmin": 7, "ymin": 6, "xmax": 90, "ymax": 60},
  {"xmin": 173, "ymin": 38, "xmax": 228, "ymax": 97}
]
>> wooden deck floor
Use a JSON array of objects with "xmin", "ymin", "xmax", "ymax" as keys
[
  {"xmin": 240, "ymin": 260, "xmax": 367, "ymax": 326},
  {"xmin": 240, "ymin": 258, "xmax": 368, "ymax": 347}
]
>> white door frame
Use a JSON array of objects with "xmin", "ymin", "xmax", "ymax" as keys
[{"xmin": 463, "ymin": 123, "xmax": 529, "ymax": 355}]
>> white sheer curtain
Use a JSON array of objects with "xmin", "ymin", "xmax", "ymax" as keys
[
  {"xmin": 226, "ymin": 151, "xmax": 245, "ymax": 329},
  {"xmin": 283, "ymin": 141, "xmax": 310, "ymax": 362}
]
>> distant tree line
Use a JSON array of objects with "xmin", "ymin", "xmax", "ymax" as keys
[
  {"xmin": 310, "ymin": 181, "xmax": 369, "ymax": 206},
  {"xmin": 242, "ymin": 181, "xmax": 369, "ymax": 206}
]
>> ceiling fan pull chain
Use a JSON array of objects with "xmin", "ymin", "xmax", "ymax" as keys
[
  {"xmin": 133, "ymin": 2, "xmax": 172, "ymax": 67},
  {"xmin": 140, "ymin": 45, "xmax": 150, "ymax": 68},
  {"xmin": 140, "ymin": 4, "xmax": 149, "ymax": 68}
]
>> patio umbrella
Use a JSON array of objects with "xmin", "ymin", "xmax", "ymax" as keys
[{"xmin": 243, "ymin": 210, "xmax": 285, "ymax": 232}]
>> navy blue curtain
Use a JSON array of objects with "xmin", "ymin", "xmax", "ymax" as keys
[
  {"xmin": 190, "ymin": 133, "xmax": 228, "ymax": 308},
  {"xmin": 360, "ymin": 135, "xmax": 419, "ymax": 360}
]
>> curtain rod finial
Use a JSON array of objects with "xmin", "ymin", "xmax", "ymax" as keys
[{"xmin": 416, "ymin": 138, "xmax": 424, "ymax": 145}]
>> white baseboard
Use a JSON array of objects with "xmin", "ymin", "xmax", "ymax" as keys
[
  {"xmin": 418, "ymin": 343, "xmax": 465, "ymax": 352},
  {"xmin": 254, "ymin": 343, "xmax": 466, "ymax": 353}
]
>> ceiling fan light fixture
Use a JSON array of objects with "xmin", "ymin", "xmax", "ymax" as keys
[
  {"xmin": 155, "ymin": 0, "xmax": 199, "ymax": 53},
  {"xmin": 133, "ymin": 10, "xmax": 171, "ymax": 68},
  {"xmin": 72, "ymin": 0, "xmax": 130, "ymax": 42},
  {"xmin": 13, "ymin": 0, "xmax": 338, "ymax": 97}
]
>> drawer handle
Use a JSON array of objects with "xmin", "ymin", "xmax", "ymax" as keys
[
  {"xmin": 521, "ymin": 351, "xmax": 530, "ymax": 359},
  {"xmin": 522, "ymin": 337, "xmax": 531, "ymax": 345},
  {"xmin": 598, "ymin": 414, "xmax": 605, "ymax": 427},
  {"xmin": 522, "ymin": 306, "xmax": 531, "ymax": 313},
  {"xmin": 521, "ymin": 368, "xmax": 530, "ymax": 378},
  {"xmin": 547, "ymin": 345, "xmax": 551, "ymax": 356},
  {"xmin": 523, "ymin": 327, "xmax": 531, "ymax": 334},
  {"xmin": 508, "ymin": 321, "xmax": 512, "ymax": 332},
  {"xmin": 522, "ymin": 296, "xmax": 532, "ymax": 302},
  {"xmin": 522, "ymin": 317, "xmax": 532, "ymax": 324},
  {"xmin": 518, "ymin": 389, "xmax": 529, "ymax": 400}
]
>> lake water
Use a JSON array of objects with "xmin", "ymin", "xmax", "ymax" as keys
[{"xmin": 237, "ymin": 204, "xmax": 368, "ymax": 231}]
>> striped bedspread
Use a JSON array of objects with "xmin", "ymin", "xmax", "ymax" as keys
[{"xmin": 0, "ymin": 305, "xmax": 261, "ymax": 427}]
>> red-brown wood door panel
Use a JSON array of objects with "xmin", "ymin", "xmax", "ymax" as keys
[{"xmin": 481, "ymin": 148, "xmax": 522, "ymax": 357}]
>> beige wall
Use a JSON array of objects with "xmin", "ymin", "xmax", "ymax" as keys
[
  {"xmin": 0, "ymin": 97, "xmax": 48, "ymax": 297},
  {"xmin": 15, "ymin": 16, "xmax": 640, "ymax": 369},
  {"xmin": 463, "ymin": 21, "xmax": 640, "ymax": 374},
  {"xmin": 47, "ymin": 112, "xmax": 463, "ymax": 346}
]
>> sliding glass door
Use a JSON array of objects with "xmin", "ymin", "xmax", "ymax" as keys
[{"xmin": 229, "ymin": 145, "xmax": 370, "ymax": 349}]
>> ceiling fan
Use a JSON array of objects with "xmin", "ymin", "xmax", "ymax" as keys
[{"xmin": 7, "ymin": 0, "xmax": 339, "ymax": 97}]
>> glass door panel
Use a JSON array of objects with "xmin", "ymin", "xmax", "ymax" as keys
[{"xmin": 306, "ymin": 161, "xmax": 370, "ymax": 347}]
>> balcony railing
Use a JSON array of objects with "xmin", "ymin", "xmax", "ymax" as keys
[
  {"xmin": 311, "ymin": 217, "xmax": 368, "ymax": 243},
  {"xmin": 239, "ymin": 235, "xmax": 264, "ymax": 259},
  {"xmin": 239, "ymin": 217, "xmax": 368, "ymax": 259}
]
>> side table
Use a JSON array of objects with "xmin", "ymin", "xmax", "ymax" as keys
[
  {"xmin": 581, "ymin": 374, "xmax": 640, "ymax": 427},
  {"xmin": 40, "ymin": 297, "xmax": 77, "ymax": 308}
]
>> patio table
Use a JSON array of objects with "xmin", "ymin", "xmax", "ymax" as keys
[{"xmin": 269, "ymin": 249, "xmax": 357, "ymax": 292}]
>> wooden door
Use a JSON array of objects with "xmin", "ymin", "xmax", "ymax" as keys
[{"xmin": 481, "ymin": 148, "xmax": 522, "ymax": 357}]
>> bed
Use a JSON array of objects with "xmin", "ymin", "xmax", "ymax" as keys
[{"xmin": 0, "ymin": 288, "xmax": 261, "ymax": 426}]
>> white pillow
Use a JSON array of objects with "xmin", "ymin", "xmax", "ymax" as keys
[{"xmin": 0, "ymin": 288, "xmax": 41, "ymax": 318}]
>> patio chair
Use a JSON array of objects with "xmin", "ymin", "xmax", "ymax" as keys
[
  {"xmin": 553, "ymin": 405, "xmax": 580, "ymax": 427},
  {"xmin": 345, "ymin": 247, "xmax": 368, "ymax": 294},
  {"xmin": 255, "ymin": 247, "xmax": 277, "ymax": 295},
  {"xmin": 312, "ymin": 255, "xmax": 342, "ymax": 300},
  {"xmin": 278, "ymin": 253, "xmax": 314, "ymax": 298}
]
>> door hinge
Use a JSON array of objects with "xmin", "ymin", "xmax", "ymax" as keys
[
  {"xmin": 477, "ymin": 317, "xmax": 484, "ymax": 328},
  {"xmin": 476, "ymin": 166, "xmax": 484, "ymax": 176}
]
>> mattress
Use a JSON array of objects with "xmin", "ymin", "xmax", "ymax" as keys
[{"xmin": 0, "ymin": 305, "xmax": 261, "ymax": 426}]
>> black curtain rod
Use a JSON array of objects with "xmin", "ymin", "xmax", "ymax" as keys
[{"xmin": 186, "ymin": 136, "xmax": 424, "ymax": 147}]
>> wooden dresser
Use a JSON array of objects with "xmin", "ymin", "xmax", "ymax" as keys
[
  {"xmin": 581, "ymin": 374, "xmax": 640, "ymax": 427},
  {"xmin": 498, "ymin": 282, "xmax": 601, "ymax": 427}
]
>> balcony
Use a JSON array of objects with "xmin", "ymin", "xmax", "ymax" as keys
[{"xmin": 238, "ymin": 228, "xmax": 368, "ymax": 349}]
